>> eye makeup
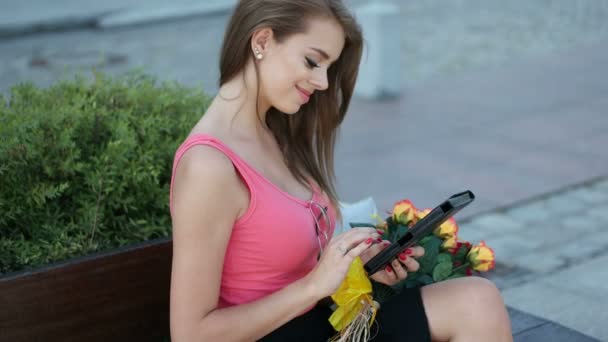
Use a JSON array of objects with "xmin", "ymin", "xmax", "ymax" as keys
[{"xmin": 305, "ymin": 57, "xmax": 320, "ymax": 69}]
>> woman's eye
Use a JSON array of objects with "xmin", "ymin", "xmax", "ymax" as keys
[{"xmin": 305, "ymin": 57, "xmax": 319, "ymax": 69}]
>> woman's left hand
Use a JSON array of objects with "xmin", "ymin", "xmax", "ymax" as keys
[{"xmin": 360, "ymin": 241, "xmax": 425, "ymax": 286}]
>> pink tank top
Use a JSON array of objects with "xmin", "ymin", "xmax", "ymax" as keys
[{"xmin": 169, "ymin": 134, "xmax": 336, "ymax": 311}]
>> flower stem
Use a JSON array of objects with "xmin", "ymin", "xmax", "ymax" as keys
[{"xmin": 452, "ymin": 263, "xmax": 470, "ymax": 274}]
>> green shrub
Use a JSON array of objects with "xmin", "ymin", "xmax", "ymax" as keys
[{"xmin": 0, "ymin": 71, "xmax": 209, "ymax": 274}]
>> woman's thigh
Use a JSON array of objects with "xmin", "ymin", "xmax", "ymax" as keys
[
  {"xmin": 261, "ymin": 288, "xmax": 431, "ymax": 342},
  {"xmin": 373, "ymin": 286, "xmax": 432, "ymax": 342},
  {"xmin": 257, "ymin": 304, "xmax": 334, "ymax": 341},
  {"xmin": 420, "ymin": 276, "xmax": 509, "ymax": 342},
  {"xmin": 260, "ymin": 277, "xmax": 506, "ymax": 342}
]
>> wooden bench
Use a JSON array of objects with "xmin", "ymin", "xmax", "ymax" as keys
[
  {"xmin": 0, "ymin": 238, "xmax": 172, "ymax": 342},
  {"xmin": 0, "ymin": 238, "xmax": 599, "ymax": 341}
]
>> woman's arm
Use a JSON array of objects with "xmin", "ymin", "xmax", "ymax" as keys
[
  {"xmin": 169, "ymin": 146, "xmax": 316, "ymax": 341},
  {"xmin": 190, "ymin": 274, "xmax": 320, "ymax": 341},
  {"xmin": 170, "ymin": 145, "xmax": 378, "ymax": 341}
]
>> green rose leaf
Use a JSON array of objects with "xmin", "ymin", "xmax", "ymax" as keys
[
  {"xmin": 454, "ymin": 244, "xmax": 470, "ymax": 263},
  {"xmin": 395, "ymin": 224, "xmax": 409, "ymax": 240},
  {"xmin": 419, "ymin": 235, "xmax": 433, "ymax": 245},
  {"xmin": 437, "ymin": 253, "xmax": 452, "ymax": 264},
  {"xmin": 432, "ymin": 262, "xmax": 453, "ymax": 282},
  {"xmin": 418, "ymin": 236, "xmax": 442, "ymax": 273},
  {"xmin": 405, "ymin": 271, "xmax": 420, "ymax": 281},
  {"xmin": 447, "ymin": 273, "xmax": 466, "ymax": 280}
]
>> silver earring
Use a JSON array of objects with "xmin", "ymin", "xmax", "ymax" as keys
[{"xmin": 254, "ymin": 48, "xmax": 263, "ymax": 60}]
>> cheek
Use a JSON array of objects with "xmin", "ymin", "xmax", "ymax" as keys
[{"xmin": 261, "ymin": 55, "xmax": 305, "ymax": 98}]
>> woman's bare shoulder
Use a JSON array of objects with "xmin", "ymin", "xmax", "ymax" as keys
[
  {"xmin": 177, "ymin": 143, "xmax": 235, "ymax": 179},
  {"xmin": 173, "ymin": 143, "xmax": 243, "ymax": 207}
]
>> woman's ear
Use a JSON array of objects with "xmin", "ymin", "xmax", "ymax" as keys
[{"xmin": 251, "ymin": 27, "xmax": 274, "ymax": 57}]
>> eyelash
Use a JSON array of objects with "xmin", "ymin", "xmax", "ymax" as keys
[{"xmin": 305, "ymin": 57, "xmax": 320, "ymax": 69}]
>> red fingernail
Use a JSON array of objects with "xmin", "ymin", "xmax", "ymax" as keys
[
  {"xmin": 399, "ymin": 253, "xmax": 407, "ymax": 261},
  {"xmin": 376, "ymin": 238, "xmax": 383, "ymax": 242},
  {"xmin": 405, "ymin": 248, "xmax": 413, "ymax": 255},
  {"xmin": 377, "ymin": 229, "xmax": 384, "ymax": 235},
  {"xmin": 383, "ymin": 241, "xmax": 391, "ymax": 246},
  {"xmin": 365, "ymin": 238, "xmax": 373, "ymax": 244},
  {"xmin": 385, "ymin": 266, "xmax": 392, "ymax": 273}
]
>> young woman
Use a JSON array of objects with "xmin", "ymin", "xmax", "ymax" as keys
[{"xmin": 169, "ymin": 1, "xmax": 513, "ymax": 341}]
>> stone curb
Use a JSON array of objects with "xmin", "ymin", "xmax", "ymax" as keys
[
  {"xmin": 457, "ymin": 175, "xmax": 608, "ymax": 224},
  {"xmin": 0, "ymin": 2, "xmax": 235, "ymax": 39},
  {"xmin": 98, "ymin": 2, "xmax": 235, "ymax": 29},
  {"xmin": 0, "ymin": 13, "xmax": 108, "ymax": 39}
]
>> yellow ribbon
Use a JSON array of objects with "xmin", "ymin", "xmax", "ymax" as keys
[{"xmin": 329, "ymin": 257, "xmax": 377, "ymax": 331}]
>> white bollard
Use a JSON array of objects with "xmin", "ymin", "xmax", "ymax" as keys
[{"xmin": 353, "ymin": 1, "xmax": 402, "ymax": 100}]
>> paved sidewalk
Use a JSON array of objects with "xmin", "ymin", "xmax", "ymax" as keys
[
  {"xmin": 337, "ymin": 38, "xmax": 608, "ymax": 215},
  {"xmin": 1, "ymin": 0, "xmax": 607, "ymax": 340},
  {"xmin": 461, "ymin": 177, "xmax": 608, "ymax": 339},
  {"xmin": 336, "ymin": 38, "xmax": 608, "ymax": 340},
  {"xmin": 394, "ymin": 0, "xmax": 608, "ymax": 86}
]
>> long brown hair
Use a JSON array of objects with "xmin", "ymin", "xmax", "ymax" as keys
[{"xmin": 218, "ymin": 0, "xmax": 363, "ymax": 222}]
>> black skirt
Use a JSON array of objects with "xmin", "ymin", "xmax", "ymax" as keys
[{"xmin": 259, "ymin": 286, "xmax": 431, "ymax": 342}]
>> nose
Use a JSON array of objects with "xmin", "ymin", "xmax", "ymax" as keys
[{"xmin": 310, "ymin": 69, "xmax": 329, "ymax": 91}]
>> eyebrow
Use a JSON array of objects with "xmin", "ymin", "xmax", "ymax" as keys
[{"xmin": 309, "ymin": 47, "xmax": 332, "ymax": 62}]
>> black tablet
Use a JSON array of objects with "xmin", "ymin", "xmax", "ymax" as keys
[{"xmin": 363, "ymin": 190, "xmax": 475, "ymax": 275}]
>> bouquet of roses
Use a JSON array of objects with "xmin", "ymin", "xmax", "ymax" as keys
[
  {"xmin": 328, "ymin": 198, "xmax": 496, "ymax": 342},
  {"xmin": 364, "ymin": 199, "xmax": 495, "ymax": 299}
]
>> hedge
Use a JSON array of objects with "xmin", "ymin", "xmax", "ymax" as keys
[{"xmin": 0, "ymin": 71, "xmax": 209, "ymax": 274}]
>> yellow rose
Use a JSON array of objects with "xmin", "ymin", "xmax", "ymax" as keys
[
  {"xmin": 442, "ymin": 235, "xmax": 458, "ymax": 250},
  {"xmin": 413, "ymin": 208, "xmax": 431, "ymax": 226},
  {"xmin": 467, "ymin": 241, "xmax": 496, "ymax": 272},
  {"xmin": 392, "ymin": 199, "xmax": 417, "ymax": 225},
  {"xmin": 434, "ymin": 217, "xmax": 459, "ymax": 239}
]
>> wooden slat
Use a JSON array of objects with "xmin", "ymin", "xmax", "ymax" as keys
[{"xmin": 0, "ymin": 238, "xmax": 172, "ymax": 342}]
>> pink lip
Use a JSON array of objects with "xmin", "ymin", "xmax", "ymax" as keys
[{"xmin": 296, "ymin": 86, "xmax": 310, "ymax": 103}]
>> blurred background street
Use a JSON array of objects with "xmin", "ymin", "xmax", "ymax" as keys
[{"xmin": 1, "ymin": 0, "xmax": 607, "ymax": 340}]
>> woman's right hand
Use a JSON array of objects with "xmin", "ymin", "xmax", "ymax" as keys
[{"xmin": 304, "ymin": 228, "xmax": 382, "ymax": 299}]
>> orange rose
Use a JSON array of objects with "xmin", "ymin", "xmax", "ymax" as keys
[
  {"xmin": 466, "ymin": 241, "xmax": 496, "ymax": 272},
  {"xmin": 392, "ymin": 200, "xmax": 417, "ymax": 225}
]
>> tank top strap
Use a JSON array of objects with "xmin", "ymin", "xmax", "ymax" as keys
[{"xmin": 169, "ymin": 133, "xmax": 259, "ymax": 216}]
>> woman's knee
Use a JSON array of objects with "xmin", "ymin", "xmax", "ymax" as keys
[
  {"xmin": 462, "ymin": 277, "xmax": 511, "ymax": 327},
  {"xmin": 421, "ymin": 276, "xmax": 512, "ymax": 341},
  {"xmin": 465, "ymin": 277, "xmax": 505, "ymax": 307}
]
